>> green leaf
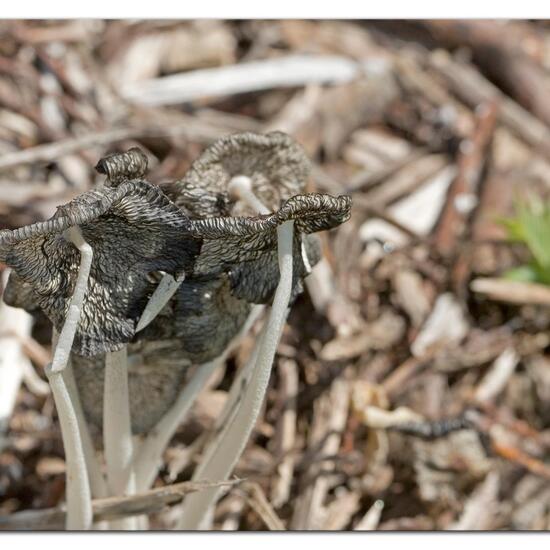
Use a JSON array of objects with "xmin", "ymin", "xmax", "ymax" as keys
[
  {"xmin": 498, "ymin": 216, "xmax": 525, "ymax": 242},
  {"xmin": 497, "ymin": 195, "xmax": 550, "ymax": 288},
  {"xmin": 503, "ymin": 265, "xmax": 540, "ymax": 283},
  {"xmin": 516, "ymin": 199, "xmax": 550, "ymax": 270}
]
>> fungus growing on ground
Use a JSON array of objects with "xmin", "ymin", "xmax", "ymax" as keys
[
  {"xmin": 0, "ymin": 132, "xmax": 351, "ymax": 530},
  {"xmin": 0, "ymin": 170, "xmax": 203, "ymax": 529},
  {"xmin": 1, "ymin": 176, "xmax": 201, "ymax": 356},
  {"xmin": 165, "ymin": 131, "xmax": 310, "ymax": 217},
  {"xmin": 164, "ymin": 132, "xmax": 330, "ymax": 308}
]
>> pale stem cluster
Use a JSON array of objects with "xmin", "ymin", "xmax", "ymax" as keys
[{"xmin": 39, "ymin": 174, "xmax": 300, "ymax": 531}]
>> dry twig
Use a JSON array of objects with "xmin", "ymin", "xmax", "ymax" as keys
[{"xmin": 0, "ymin": 479, "xmax": 241, "ymax": 530}]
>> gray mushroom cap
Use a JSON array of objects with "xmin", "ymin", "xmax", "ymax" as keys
[
  {"xmin": 188, "ymin": 192, "xmax": 351, "ymax": 303},
  {"xmin": 165, "ymin": 131, "xmax": 312, "ymax": 218},
  {"xmin": 161, "ymin": 132, "xmax": 349, "ymax": 305},
  {"xmin": 133, "ymin": 191, "xmax": 349, "ymax": 365},
  {"xmin": 95, "ymin": 147, "xmax": 149, "ymax": 185},
  {"xmin": 1, "ymin": 141, "xmax": 351, "ymax": 362},
  {"xmin": 1, "ymin": 178, "xmax": 201, "ymax": 356},
  {"xmin": 137, "ymin": 274, "xmax": 251, "ymax": 365}
]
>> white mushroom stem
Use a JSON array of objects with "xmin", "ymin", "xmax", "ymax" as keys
[
  {"xmin": 102, "ymin": 267, "xmax": 185, "ymax": 527},
  {"xmin": 136, "ymin": 273, "xmax": 184, "ymax": 333},
  {"xmin": 133, "ymin": 305, "xmax": 264, "ymax": 491},
  {"xmin": 177, "ymin": 220, "xmax": 294, "ymax": 530},
  {"xmin": 103, "ymin": 346, "xmax": 138, "ymax": 530},
  {"xmin": 46, "ymin": 368, "xmax": 93, "ymax": 530},
  {"xmin": 228, "ymin": 176, "xmax": 270, "ymax": 215},
  {"xmin": 49, "ymin": 227, "xmax": 93, "ymax": 375},
  {"xmin": 63, "ymin": 361, "xmax": 108, "ymax": 499},
  {"xmin": 102, "ymin": 357, "xmax": 137, "ymax": 530},
  {"xmin": 45, "ymin": 226, "xmax": 93, "ymax": 530},
  {"xmin": 134, "ymin": 359, "xmax": 217, "ymax": 491},
  {"xmin": 202, "ymin": 306, "xmax": 265, "ymax": 439},
  {"xmin": 81, "ymin": 271, "xmax": 184, "ymax": 530}
]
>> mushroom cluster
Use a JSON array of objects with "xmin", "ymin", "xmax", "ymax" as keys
[
  {"xmin": 0, "ymin": 131, "xmax": 351, "ymax": 528},
  {"xmin": 1, "ymin": 132, "xmax": 350, "ymax": 433}
]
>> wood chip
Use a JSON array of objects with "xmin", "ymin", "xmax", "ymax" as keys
[
  {"xmin": 411, "ymin": 293, "xmax": 469, "ymax": 358},
  {"xmin": 475, "ymin": 348, "xmax": 519, "ymax": 403},
  {"xmin": 320, "ymin": 309, "xmax": 405, "ymax": 361},
  {"xmin": 471, "ymin": 278, "xmax": 550, "ymax": 306},
  {"xmin": 449, "ymin": 472, "xmax": 500, "ymax": 530},
  {"xmin": 392, "ymin": 270, "xmax": 432, "ymax": 327},
  {"xmin": 354, "ymin": 499, "xmax": 384, "ymax": 531}
]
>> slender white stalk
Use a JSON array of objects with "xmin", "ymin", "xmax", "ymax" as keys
[
  {"xmin": 46, "ymin": 366, "xmax": 93, "ymax": 530},
  {"xmin": 46, "ymin": 226, "xmax": 93, "ymax": 530},
  {"xmin": 103, "ymin": 347, "xmax": 138, "ymax": 529},
  {"xmin": 134, "ymin": 305, "xmax": 264, "ymax": 491},
  {"xmin": 103, "ymin": 349, "xmax": 134, "ymax": 494},
  {"xmin": 209, "ymin": 334, "xmax": 262, "ymax": 438},
  {"xmin": 63, "ymin": 361, "xmax": 108, "ymax": 499},
  {"xmin": 136, "ymin": 273, "xmax": 184, "ymax": 333},
  {"xmin": 52, "ymin": 329, "xmax": 108, "ymax": 529},
  {"xmin": 134, "ymin": 359, "xmax": 218, "ymax": 491},
  {"xmin": 50, "ymin": 227, "xmax": 93, "ymax": 375},
  {"xmin": 177, "ymin": 220, "xmax": 294, "ymax": 530},
  {"xmin": 228, "ymin": 176, "xmax": 270, "ymax": 215}
]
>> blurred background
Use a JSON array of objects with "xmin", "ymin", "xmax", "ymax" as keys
[{"xmin": 1, "ymin": 19, "xmax": 550, "ymax": 530}]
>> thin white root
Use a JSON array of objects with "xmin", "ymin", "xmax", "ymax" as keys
[
  {"xmin": 136, "ymin": 273, "xmax": 184, "ymax": 333},
  {"xmin": 134, "ymin": 305, "xmax": 264, "ymax": 491},
  {"xmin": 177, "ymin": 220, "xmax": 294, "ymax": 530},
  {"xmin": 46, "ymin": 227, "xmax": 94, "ymax": 530}
]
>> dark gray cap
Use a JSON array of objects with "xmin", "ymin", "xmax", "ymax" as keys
[
  {"xmin": 1, "ymin": 178, "xmax": 201, "ymax": 356},
  {"xmin": 165, "ymin": 131, "xmax": 311, "ymax": 218}
]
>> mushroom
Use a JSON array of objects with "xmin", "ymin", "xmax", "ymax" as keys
[
  {"xmin": 163, "ymin": 131, "xmax": 337, "ymax": 308},
  {"xmin": 67, "ymin": 194, "xmax": 348, "ymax": 423},
  {"xmin": 177, "ymin": 219, "xmax": 296, "ymax": 529},
  {"xmin": 0, "ymin": 176, "xmax": 201, "ymax": 356},
  {"xmin": 164, "ymin": 131, "xmax": 311, "ymax": 218},
  {"xmin": 164, "ymin": 132, "xmax": 351, "ymax": 528},
  {"xmin": 135, "ymin": 193, "xmax": 349, "ymax": 362},
  {"xmin": 67, "ymin": 192, "xmax": 349, "ymax": 435},
  {"xmin": 0, "ymin": 156, "xmax": 202, "ymax": 529},
  {"xmin": 121, "ymin": 135, "xmax": 348, "ymax": 478},
  {"xmin": 141, "ymin": 137, "xmax": 350, "ymax": 515},
  {"xmin": 189, "ymin": 192, "xmax": 349, "ymax": 303},
  {"xmin": 0, "ymin": 135, "xmax": 352, "ymax": 530}
]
